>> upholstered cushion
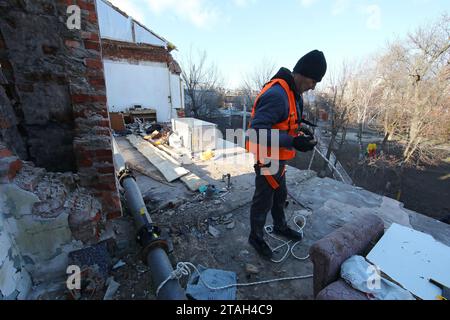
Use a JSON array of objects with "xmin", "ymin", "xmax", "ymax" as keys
[{"xmin": 316, "ymin": 279, "xmax": 369, "ymax": 300}]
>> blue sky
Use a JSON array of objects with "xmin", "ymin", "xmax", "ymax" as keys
[{"xmin": 108, "ymin": 0, "xmax": 450, "ymax": 89}]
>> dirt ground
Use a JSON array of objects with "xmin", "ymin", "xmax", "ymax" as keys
[
  {"xmin": 289, "ymin": 137, "xmax": 450, "ymax": 223},
  {"xmin": 335, "ymin": 142, "xmax": 450, "ymax": 222}
]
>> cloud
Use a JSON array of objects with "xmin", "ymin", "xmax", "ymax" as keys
[
  {"xmin": 364, "ymin": 4, "xmax": 381, "ymax": 30},
  {"xmin": 331, "ymin": 0, "xmax": 351, "ymax": 16},
  {"xmin": 145, "ymin": 0, "xmax": 220, "ymax": 28},
  {"xmin": 299, "ymin": 0, "xmax": 318, "ymax": 8},
  {"xmin": 233, "ymin": 0, "xmax": 257, "ymax": 7},
  {"xmin": 108, "ymin": 0, "xmax": 221, "ymax": 29},
  {"xmin": 108, "ymin": 0, "xmax": 147, "ymax": 23}
]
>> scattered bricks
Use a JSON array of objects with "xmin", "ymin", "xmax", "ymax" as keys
[
  {"xmin": 42, "ymin": 44, "xmax": 59, "ymax": 55},
  {"xmin": 0, "ymin": 156, "xmax": 22, "ymax": 182},
  {"xmin": 64, "ymin": 39, "xmax": 81, "ymax": 49},
  {"xmin": 13, "ymin": 163, "xmax": 46, "ymax": 192},
  {"xmin": 9, "ymin": 159, "xmax": 22, "ymax": 180},
  {"xmin": 32, "ymin": 176, "xmax": 68, "ymax": 218},
  {"xmin": 85, "ymin": 58, "xmax": 103, "ymax": 69},
  {"xmin": 0, "ymin": 148, "xmax": 13, "ymax": 158}
]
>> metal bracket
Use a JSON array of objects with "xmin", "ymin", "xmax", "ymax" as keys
[
  {"xmin": 137, "ymin": 224, "xmax": 170, "ymax": 263},
  {"xmin": 117, "ymin": 167, "xmax": 135, "ymax": 187}
]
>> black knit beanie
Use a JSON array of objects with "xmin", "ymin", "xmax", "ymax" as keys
[{"xmin": 293, "ymin": 50, "xmax": 327, "ymax": 82}]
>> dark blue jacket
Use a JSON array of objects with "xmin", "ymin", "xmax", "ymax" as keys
[{"xmin": 250, "ymin": 68, "xmax": 303, "ymax": 148}]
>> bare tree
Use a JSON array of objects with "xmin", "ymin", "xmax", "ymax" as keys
[
  {"xmin": 180, "ymin": 48, "xmax": 222, "ymax": 118},
  {"xmin": 319, "ymin": 62, "xmax": 354, "ymax": 176},
  {"xmin": 361, "ymin": 14, "xmax": 450, "ymax": 200},
  {"xmin": 347, "ymin": 60, "xmax": 383, "ymax": 159},
  {"xmin": 376, "ymin": 13, "xmax": 450, "ymax": 166},
  {"xmin": 240, "ymin": 58, "xmax": 277, "ymax": 110}
]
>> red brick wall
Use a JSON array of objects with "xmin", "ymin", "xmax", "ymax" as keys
[
  {"xmin": 62, "ymin": 0, "xmax": 122, "ymax": 220},
  {"xmin": 101, "ymin": 39, "xmax": 182, "ymax": 74},
  {"xmin": 0, "ymin": 142, "xmax": 22, "ymax": 183}
]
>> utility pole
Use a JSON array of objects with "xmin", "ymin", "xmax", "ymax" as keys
[{"xmin": 242, "ymin": 103, "xmax": 247, "ymax": 147}]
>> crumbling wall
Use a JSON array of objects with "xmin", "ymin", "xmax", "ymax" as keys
[
  {"xmin": 0, "ymin": 0, "xmax": 123, "ymax": 300},
  {"xmin": 0, "ymin": 0, "xmax": 121, "ymax": 220},
  {"xmin": 0, "ymin": 141, "xmax": 118, "ymax": 299}
]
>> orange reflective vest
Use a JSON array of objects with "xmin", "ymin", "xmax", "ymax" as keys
[{"xmin": 245, "ymin": 78, "xmax": 299, "ymax": 162}]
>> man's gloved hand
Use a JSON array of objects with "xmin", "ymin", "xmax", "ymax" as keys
[
  {"xmin": 299, "ymin": 127, "xmax": 314, "ymax": 137},
  {"xmin": 292, "ymin": 135, "xmax": 317, "ymax": 152}
]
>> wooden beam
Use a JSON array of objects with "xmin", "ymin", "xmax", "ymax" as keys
[{"xmin": 127, "ymin": 135, "xmax": 189, "ymax": 182}]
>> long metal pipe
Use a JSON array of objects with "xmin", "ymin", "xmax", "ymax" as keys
[{"xmin": 112, "ymin": 137, "xmax": 186, "ymax": 300}]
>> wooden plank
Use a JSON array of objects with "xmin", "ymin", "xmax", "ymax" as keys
[
  {"xmin": 180, "ymin": 173, "xmax": 208, "ymax": 192},
  {"xmin": 126, "ymin": 135, "xmax": 189, "ymax": 182},
  {"xmin": 148, "ymin": 142, "xmax": 206, "ymax": 191}
]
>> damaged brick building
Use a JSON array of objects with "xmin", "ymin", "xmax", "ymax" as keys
[{"xmin": 0, "ymin": 0, "xmax": 183, "ymax": 299}]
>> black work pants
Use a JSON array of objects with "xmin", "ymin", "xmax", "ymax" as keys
[{"xmin": 249, "ymin": 161, "xmax": 288, "ymax": 240}]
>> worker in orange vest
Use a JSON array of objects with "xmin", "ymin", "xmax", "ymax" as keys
[{"xmin": 245, "ymin": 50, "xmax": 327, "ymax": 260}]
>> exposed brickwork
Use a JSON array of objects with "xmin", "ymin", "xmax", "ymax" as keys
[
  {"xmin": 0, "ymin": 0, "xmax": 122, "ymax": 239},
  {"xmin": 101, "ymin": 39, "xmax": 182, "ymax": 74},
  {"xmin": 63, "ymin": 0, "xmax": 122, "ymax": 224},
  {"xmin": 0, "ymin": 143, "xmax": 23, "ymax": 183}
]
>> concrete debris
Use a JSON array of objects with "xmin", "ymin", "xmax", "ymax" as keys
[
  {"xmin": 208, "ymin": 225, "xmax": 221, "ymax": 238},
  {"xmin": 112, "ymin": 260, "xmax": 126, "ymax": 270},
  {"xmin": 226, "ymin": 221, "xmax": 235, "ymax": 230},
  {"xmin": 32, "ymin": 176, "xmax": 68, "ymax": 218},
  {"xmin": 103, "ymin": 277, "xmax": 120, "ymax": 300},
  {"xmin": 245, "ymin": 263, "xmax": 259, "ymax": 275},
  {"xmin": 13, "ymin": 162, "xmax": 46, "ymax": 192}
]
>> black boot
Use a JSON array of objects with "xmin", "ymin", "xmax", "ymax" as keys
[
  {"xmin": 248, "ymin": 235, "xmax": 273, "ymax": 260},
  {"xmin": 272, "ymin": 225, "xmax": 303, "ymax": 241}
]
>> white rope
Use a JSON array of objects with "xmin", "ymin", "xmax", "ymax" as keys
[
  {"xmin": 156, "ymin": 213, "xmax": 313, "ymax": 297},
  {"xmin": 264, "ymin": 214, "xmax": 310, "ymax": 263}
]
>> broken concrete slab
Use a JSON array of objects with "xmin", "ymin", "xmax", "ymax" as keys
[
  {"xmin": 0, "ymin": 258, "xmax": 19, "ymax": 297},
  {"xmin": 13, "ymin": 162, "xmax": 46, "ymax": 192},
  {"xmin": 0, "ymin": 184, "xmax": 40, "ymax": 219}
]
